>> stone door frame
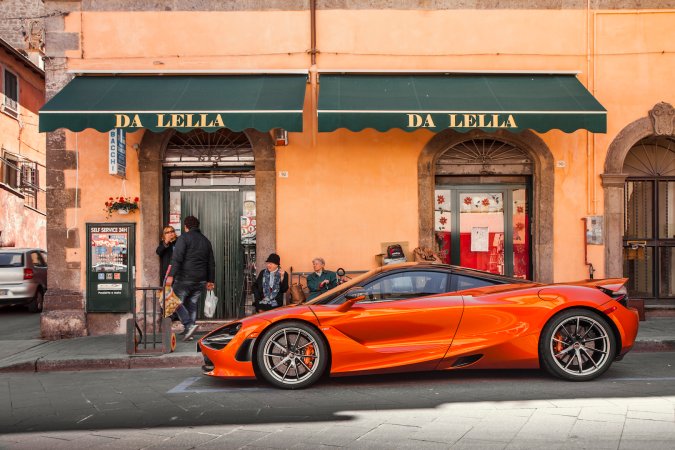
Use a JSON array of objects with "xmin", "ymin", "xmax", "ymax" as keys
[
  {"xmin": 417, "ymin": 129, "xmax": 555, "ymax": 283},
  {"xmin": 602, "ymin": 102, "xmax": 675, "ymax": 278},
  {"xmin": 137, "ymin": 129, "xmax": 276, "ymax": 287}
]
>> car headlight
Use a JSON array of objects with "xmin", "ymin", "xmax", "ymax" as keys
[{"xmin": 202, "ymin": 322, "xmax": 242, "ymax": 350}]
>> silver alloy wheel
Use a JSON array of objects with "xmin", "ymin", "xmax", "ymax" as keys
[
  {"xmin": 549, "ymin": 315, "xmax": 611, "ymax": 377},
  {"xmin": 261, "ymin": 327, "xmax": 321, "ymax": 385}
]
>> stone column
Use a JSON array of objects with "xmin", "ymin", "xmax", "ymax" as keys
[
  {"xmin": 41, "ymin": 1, "xmax": 86, "ymax": 339},
  {"xmin": 601, "ymin": 174, "xmax": 628, "ymax": 278},
  {"xmin": 246, "ymin": 130, "xmax": 277, "ymax": 264}
]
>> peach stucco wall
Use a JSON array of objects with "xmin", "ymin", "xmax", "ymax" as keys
[{"xmin": 56, "ymin": 7, "xmax": 675, "ymax": 283}]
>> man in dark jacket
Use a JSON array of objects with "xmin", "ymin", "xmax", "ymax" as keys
[{"xmin": 166, "ymin": 216, "xmax": 215, "ymax": 340}]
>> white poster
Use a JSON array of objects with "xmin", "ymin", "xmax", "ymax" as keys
[{"xmin": 471, "ymin": 227, "xmax": 489, "ymax": 252}]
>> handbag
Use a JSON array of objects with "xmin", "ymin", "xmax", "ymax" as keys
[
  {"xmin": 160, "ymin": 286, "xmax": 182, "ymax": 318},
  {"xmin": 204, "ymin": 290, "xmax": 219, "ymax": 318},
  {"xmin": 289, "ymin": 283, "xmax": 306, "ymax": 304}
]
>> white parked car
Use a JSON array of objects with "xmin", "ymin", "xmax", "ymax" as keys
[{"xmin": 0, "ymin": 248, "xmax": 48, "ymax": 313}]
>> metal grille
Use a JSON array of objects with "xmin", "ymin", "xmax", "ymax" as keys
[
  {"xmin": 436, "ymin": 139, "xmax": 532, "ymax": 176},
  {"xmin": 623, "ymin": 136, "xmax": 675, "ymax": 176},
  {"xmin": 164, "ymin": 129, "xmax": 253, "ymax": 166}
]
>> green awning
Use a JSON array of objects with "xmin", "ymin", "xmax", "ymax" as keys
[
  {"xmin": 40, "ymin": 74, "xmax": 307, "ymax": 133},
  {"xmin": 318, "ymin": 74, "xmax": 606, "ymax": 133}
]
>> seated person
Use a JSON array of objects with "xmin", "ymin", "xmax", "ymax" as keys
[{"xmin": 306, "ymin": 257, "xmax": 338, "ymax": 300}]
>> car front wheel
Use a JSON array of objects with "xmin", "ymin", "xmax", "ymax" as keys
[
  {"xmin": 539, "ymin": 308, "xmax": 616, "ymax": 381},
  {"xmin": 255, "ymin": 321, "xmax": 327, "ymax": 389}
]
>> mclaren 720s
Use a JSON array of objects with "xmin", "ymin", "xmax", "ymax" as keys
[{"xmin": 198, "ymin": 262, "xmax": 639, "ymax": 389}]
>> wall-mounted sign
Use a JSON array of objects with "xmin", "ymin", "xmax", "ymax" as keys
[
  {"xmin": 108, "ymin": 128, "xmax": 126, "ymax": 178},
  {"xmin": 585, "ymin": 215, "xmax": 604, "ymax": 245}
]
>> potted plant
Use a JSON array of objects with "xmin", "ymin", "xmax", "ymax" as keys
[{"xmin": 104, "ymin": 196, "xmax": 140, "ymax": 218}]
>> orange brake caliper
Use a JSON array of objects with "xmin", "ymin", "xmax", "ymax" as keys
[{"xmin": 303, "ymin": 344, "xmax": 315, "ymax": 368}]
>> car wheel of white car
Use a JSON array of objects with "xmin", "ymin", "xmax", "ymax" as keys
[
  {"xmin": 255, "ymin": 321, "xmax": 328, "ymax": 389},
  {"xmin": 28, "ymin": 289, "xmax": 43, "ymax": 313},
  {"xmin": 540, "ymin": 308, "xmax": 616, "ymax": 381}
]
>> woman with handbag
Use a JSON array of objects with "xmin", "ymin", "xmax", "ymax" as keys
[{"xmin": 252, "ymin": 253, "xmax": 289, "ymax": 313}]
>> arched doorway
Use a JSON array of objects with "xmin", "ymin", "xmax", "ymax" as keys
[
  {"xmin": 602, "ymin": 102, "xmax": 675, "ymax": 301},
  {"xmin": 164, "ymin": 129, "xmax": 255, "ymax": 319},
  {"xmin": 138, "ymin": 128, "xmax": 276, "ymax": 319},
  {"xmin": 622, "ymin": 136, "xmax": 675, "ymax": 303},
  {"xmin": 418, "ymin": 129, "xmax": 555, "ymax": 282}
]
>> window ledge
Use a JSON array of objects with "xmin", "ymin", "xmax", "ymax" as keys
[
  {"xmin": 0, "ymin": 182, "xmax": 25, "ymax": 198},
  {"xmin": 1, "ymin": 106, "xmax": 19, "ymax": 120},
  {"xmin": 24, "ymin": 204, "xmax": 46, "ymax": 216}
]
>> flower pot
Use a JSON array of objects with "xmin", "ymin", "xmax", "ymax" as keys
[{"xmin": 117, "ymin": 208, "xmax": 129, "ymax": 215}]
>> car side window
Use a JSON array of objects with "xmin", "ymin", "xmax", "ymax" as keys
[
  {"xmin": 364, "ymin": 271, "xmax": 449, "ymax": 301},
  {"xmin": 30, "ymin": 252, "xmax": 42, "ymax": 267},
  {"xmin": 40, "ymin": 251, "xmax": 48, "ymax": 266},
  {"xmin": 454, "ymin": 274, "xmax": 496, "ymax": 291}
]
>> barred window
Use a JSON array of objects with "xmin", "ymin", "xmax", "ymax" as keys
[{"xmin": 20, "ymin": 160, "xmax": 39, "ymax": 209}]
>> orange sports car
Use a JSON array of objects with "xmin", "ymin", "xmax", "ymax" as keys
[{"xmin": 198, "ymin": 262, "xmax": 639, "ymax": 389}]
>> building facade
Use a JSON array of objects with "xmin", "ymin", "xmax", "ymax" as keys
[
  {"xmin": 39, "ymin": 0, "xmax": 675, "ymax": 338},
  {"xmin": 0, "ymin": 36, "xmax": 46, "ymax": 250}
]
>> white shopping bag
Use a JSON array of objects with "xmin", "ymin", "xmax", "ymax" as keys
[{"xmin": 204, "ymin": 290, "xmax": 218, "ymax": 318}]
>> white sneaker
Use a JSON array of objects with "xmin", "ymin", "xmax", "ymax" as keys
[{"xmin": 183, "ymin": 324, "xmax": 199, "ymax": 341}]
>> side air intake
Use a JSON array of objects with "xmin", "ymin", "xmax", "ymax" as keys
[{"xmin": 451, "ymin": 354, "xmax": 484, "ymax": 367}]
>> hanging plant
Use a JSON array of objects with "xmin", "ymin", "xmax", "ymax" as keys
[{"xmin": 104, "ymin": 196, "xmax": 140, "ymax": 218}]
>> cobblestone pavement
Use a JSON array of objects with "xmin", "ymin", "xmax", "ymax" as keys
[{"xmin": 1, "ymin": 352, "xmax": 674, "ymax": 449}]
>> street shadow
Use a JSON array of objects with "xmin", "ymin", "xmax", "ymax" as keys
[{"xmin": 4, "ymin": 352, "xmax": 675, "ymax": 434}]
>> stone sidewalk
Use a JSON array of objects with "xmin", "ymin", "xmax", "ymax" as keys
[{"xmin": 0, "ymin": 318, "xmax": 674, "ymax": 374}]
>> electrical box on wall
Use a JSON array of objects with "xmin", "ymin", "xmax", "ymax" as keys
[{"xmin": 585, "ymin": 215, "xmax": 604, "ymax": 245}]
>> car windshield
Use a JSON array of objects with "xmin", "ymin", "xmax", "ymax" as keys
[
  {"xmin": 305, "ymin": 268, "xmax": 381, "ymax": 305},
  {"xmin": 0, "ymin": 253, "xmax": 24, "ymax": 267}
]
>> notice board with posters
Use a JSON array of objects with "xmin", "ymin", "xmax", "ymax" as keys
[{"xmin": 86, "ymin": 223, "xmax": 135, "ymax": 312}]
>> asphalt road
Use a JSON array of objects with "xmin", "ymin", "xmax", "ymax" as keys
[
  {"xmin": 1, "ymin": 352, "xmax": 675, "ymax": 449},
  {"xmin": 0, "ymin": 305, "xmax": 41, "ymax": 340}
]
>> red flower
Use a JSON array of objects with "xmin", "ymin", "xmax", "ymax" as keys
[
  {"xmin": 108, "ymin": 197, "xmax": 113, "ymax": 201},
  {"xmin": 437, "ymin": 195, "xmax": 445, "ymax": 205},
  {"xmin": 463, "ymin": 197, "xmax": 472, "ymax": 205},
  {"xmin": 481, "ymin": 198, "xmax": 490, "ymax": 206},
  {"xmin": 134, "ymin": 197, "xmax": 139, "ymax": 203},
  {"xmin": 119, "ymin": 197, "xmax": 125, "ymax": 202}
]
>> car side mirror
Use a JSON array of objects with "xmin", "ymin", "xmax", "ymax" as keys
[{"xmin": 337, "ymin": 287, "xmax": 367, "ymax": 312}]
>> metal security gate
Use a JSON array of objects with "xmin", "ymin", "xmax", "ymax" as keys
[
  {"xmin": 622, "ymin": 136, "xmax": 675, "ymax": 304},
  {"xmin": 624, "ymin": 179, "xmax": 675, "ymax": 303}
]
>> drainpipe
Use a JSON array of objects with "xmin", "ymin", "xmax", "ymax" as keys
[
  {"xmin": 309, "ymin": 0, "xmax": 318, "ymax": 146},
  {"xmin": 310, "ymin": 0, "xmax": 317, "ymax": 66}
]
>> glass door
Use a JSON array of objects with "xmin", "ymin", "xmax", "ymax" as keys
[{"xmin": 435, "ymin": 185, "xmax": 530, "ymax": 279}]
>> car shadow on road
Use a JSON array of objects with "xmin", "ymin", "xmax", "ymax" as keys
[{"xmin": 4, "ymin": 353, "xmax": 675, "ymax": 434}]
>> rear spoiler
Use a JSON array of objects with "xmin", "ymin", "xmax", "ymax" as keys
[{"xmin": 556, "ymin": 278, "xmax": 628, "ymax": 292}]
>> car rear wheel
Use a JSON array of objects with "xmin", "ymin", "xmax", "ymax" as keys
[
  {"xmin": 255, "ymin": 321, "xmax": 327, "ymax": 389},
  {"xmin": 540, "ymin": 308, "xmax": 616, "ymax": 381},
  {"xmin": 27, "ymin": 289, "xmax": 44, "ymax": 313}
]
